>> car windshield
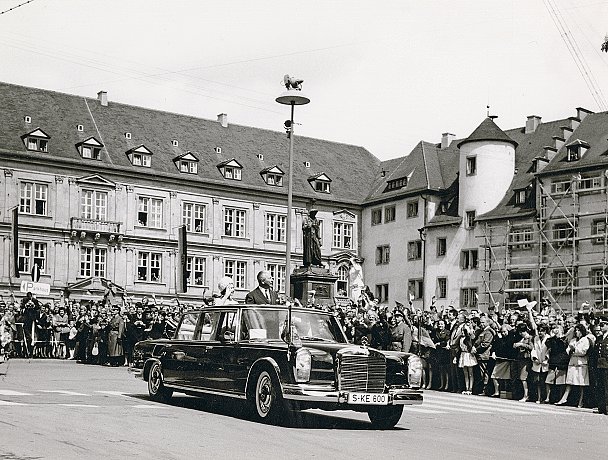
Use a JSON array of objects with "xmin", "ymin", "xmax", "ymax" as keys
[{"xmin": 240, "ymin": 308, "xmax": 346, "ymax": 343}]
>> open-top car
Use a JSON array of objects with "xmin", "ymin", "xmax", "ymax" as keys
[{"xmin": 129, "ymin": 304, "xmax": 423, "ymax": 428}]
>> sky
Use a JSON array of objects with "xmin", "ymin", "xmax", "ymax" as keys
[{"xmin": 1, "ymin": 0, "xmax": 608, "ymax": 161}]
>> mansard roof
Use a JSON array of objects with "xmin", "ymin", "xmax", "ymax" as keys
[{"xmin": 0, "ymin": 81, "xmax": 380, "ymax": 205}]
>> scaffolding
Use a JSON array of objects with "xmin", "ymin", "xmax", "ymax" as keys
[{"xmin": 480, "ymin": 172, "xmax": 608, "ymax": 314}]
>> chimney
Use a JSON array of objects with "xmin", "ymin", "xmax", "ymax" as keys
[
  {"xmin": 97, "ymin": 91, "xmax": 108, "ymax": 107},
  {"xmin": 441, "ymin": 133, "xmax": 455, "ymax": 149},
  {"xmin": 217, "ymin": 113, "xmax": 228, "ymax": 128},
  {"xmin": 525, "ymin": 115, "xmax": 541, "ymax": 134}
]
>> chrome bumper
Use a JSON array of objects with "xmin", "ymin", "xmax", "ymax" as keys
[{"xmin": 282, "ymin": 384, "xmax": 423, "ymax": 406}]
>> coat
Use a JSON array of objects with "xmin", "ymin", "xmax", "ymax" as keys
[
  {"xmin": 107, "ymin": 314, "xmax": 125, "ymax": 357},
  {"xmin": 245, "ymin": 287, "xmax": 278, "ymax": 305}
]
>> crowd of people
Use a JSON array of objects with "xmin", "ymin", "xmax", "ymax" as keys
[
  {"xmin": 335, "ymin": 290, "xmax": 608, "ymax": 414},
  {"xmin": 2, "ymin": 284, "xmax": 607, "ymax": 415},
  {"xmin": 0, "ymin": 292, "xmax": 184, "ymax": 366}
]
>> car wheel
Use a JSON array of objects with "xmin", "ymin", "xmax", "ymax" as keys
[
  {"xmin": 250, "ymin": 368, "xmax": 282, "ymax": 423},
  {"xmin": 148, "ymin": 361, "xmax": 173, "ymax": 403},
  {"xmin": 367, "ymin": 405, "xmax": 403, "ymax": 429}
]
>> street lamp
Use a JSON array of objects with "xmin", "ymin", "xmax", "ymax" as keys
[{"xmin": 276, "ymin": 75, "xmax": 310, "ymax": 300}]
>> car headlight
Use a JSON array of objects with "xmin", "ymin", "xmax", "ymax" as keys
[
  {"xmin": 294, "ymin": 348, "xmax": 312, "ymax": 383},
  {"xmin": 407, "ymin": 355, "xmax": 423, "ymax": 389}
]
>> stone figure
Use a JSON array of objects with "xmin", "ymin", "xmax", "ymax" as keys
[
  {"xmin": 349, "ymin": 257, "xmax": 364, "ymax": 301},
  {"xmin": 302, "ymin": 209, "xmax": 322, "ymax": 267}
]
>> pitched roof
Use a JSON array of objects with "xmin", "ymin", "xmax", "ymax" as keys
[
  {"xmin": 0, "ymin": 81, "xmax": 381, "ymax": 205},
  {"xmin": 457, "ymin": 117, "xmax": 518, "ymax": 149}
]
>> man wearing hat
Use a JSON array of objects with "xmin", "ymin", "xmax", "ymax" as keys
[
  {"xmin": 596, "ymin": 314, "xmax": 608, "ymax": 415},
  {"xmin": 389, "ymin": 308, "xmax": 412, "ymax": 353}
]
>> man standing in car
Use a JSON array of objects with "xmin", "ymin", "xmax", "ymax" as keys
[{"xmin": 245, "ymin": 270, "xmax": 279, "ymax": 305}]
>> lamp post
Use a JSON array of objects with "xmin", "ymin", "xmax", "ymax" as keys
[{"xmin": 276, "ymin": 76, "xmax": 310, "ymax": 300}]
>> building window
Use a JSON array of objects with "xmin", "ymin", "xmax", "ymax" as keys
[
  {"xmin": 80, "ymin": 247, "xmax": 106, "ymax": 278},
  {"xmin": 138, "ymin": 252, "xmax": 162, "ymax": 282},
  {"xmin": 408, "ymin": 279, "xmax": 423, "ymax": 300},
  {"xmin": 179, "ymin": 161, "xmax": 198, "ymax": 174},
  {"xmin": 132, "ymin": 153, "xmax": 151, "ymax": 167},
  {"xmin": 407, "ymin": 200, "xmax": 419, "ymax": 218},
  {"xmin": 592, "ymin": 219, "xmax": 606, "ymax": 244},
  {"xmin": 264, "ymin": 173, "xmax": 284, "ymax": 186},
  {"xmin": 224, "ymin": 208, "xmax": 246, "ymax": 237},
  {"xmin": 81, "ymin": 145, "xmax": 101, "ymax": 160},
  {"xmin": 384, "ymin": 205, "xmax": 396, "ymax": 223},
  {"xmin": 183, "ymin": 203, "xmax": 206, "ymax": 233},
  {"xmin": 265, "ymin": 213, "xmax": 286, "ymax": 242},
  {"xmin": 224, "ymin": 166, "xmax": 242, "ymax": 180},
  {"xmin": 509, "ymin": 227, "xmax": 534, "ymax": 249},
  {"xmin": 18, "ymin": 241, "xmax": 46, "ymax": 274},
  {"xmin": 186, "ymin": 256, "xmax": 206, "ymax": 286},
  {"xmin": 336, "ymin": 265, "xmax": 349, "ymax": 296},
  {"xmin": 437, "ymin": 278, "xmax": 447, "ymax": 299},
  {"xmin": 508, "ymin": 272, "xmax": 532, "ymax": 290},
  {"xmin": 408, "ymin": 240, "xmax": 422, "ymax": 260},
  {"xmin": 20, "ymin": 182, "xmax": 47, "ymax": 216},
  {"xmin": 376, "ymin": 245, "xmax": 390, "ymax": 265},
  {"xmin": 553, "ymin": 223, "xmax": 574, "ymax": 241},
  {"xmin": 591, "ymin": 268, "xmax": 607, "ymax": 288},
  {"xmin": 371, "ymin": 209, "xmax": 382, "ymax": 226},
  {"xmin": 385, "ymin": 177, "xmax": 407, "ymax": 192},
  {"xmin": 515, "ymin": 189, "xmax": 527, "ymax": 204},
  {"xmin": 81, "ymin": 190, "xmax": 107, "ymax": 221},
  {"xmin": 138, "ymin": 197, "xmax": 163, "ymax": 228},
  {"xmin": 466, "ymin": 156, "xmax": 477, "ymax": 176},
  {"xmin": 579, "ymin": 174, "xmax": 602, "ymax": 191},
  {"xmin": 314, "ymin": 180, "xmax": 330, "ymax": 193},
  {"xmin": 375, "ymin": 284, "xmax": 389, "ymax": 303},
  {"xmin": 436, "ymin": 238, "xmax": 447, "ymax": 257},
  {"xmin": 24, "ymin": 134, "xmax": 49, "ymax": 152},
  {"xmin": 466, "ymin": 210, "xmax": 476, "ymax": 228},
  {"xmin": 551, "ymin": 179, "xmax": 572, "ymax": 194},
  {"xmin": 461, "ymin": 249, "xmax": 478, "ymax": 269},
  {"xmin": 266, "ymin": 263, "xmax": 286, "ymax": 293},
  {"xmin": 552, "ymin": 270, "xmax": 570, "ymax": 288},
  {"xmin": 332, "ymin": 222, "xmax": 353, "ymax": 249},
  {"xmin": 224, "ymin": 260, "xmax": 247, "ymax": 289},
  {"xmin": 460, "ymin": 288, "xmax": 478, "ymax": 309}
]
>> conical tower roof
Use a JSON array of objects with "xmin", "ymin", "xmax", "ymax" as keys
[{"xmin": 457, "ymin": 117, "xmax": 518, "ymax": 149}]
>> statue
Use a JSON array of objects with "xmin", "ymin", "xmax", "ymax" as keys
[
  {"xmin": 349, "ymin": 257, "xmax": 364, "ymax": 302},
  {"xmin": 302, "ymin": 209, "xmax": 322, "ymax": 267},
  {"xmin": 283, "ymin": 74, "xmax": 304, "ymax": 91}
]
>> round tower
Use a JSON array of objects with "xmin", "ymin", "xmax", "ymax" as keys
[{"xmin": 457, "ymin": 117, "xmax": 517, "ymax": 219}]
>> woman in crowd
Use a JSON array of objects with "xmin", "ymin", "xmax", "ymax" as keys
[
  {"xmin": 432, "ymin": 319, "xmax": 451, "ymax": 390},
  {"xmin": 215, "ymin": 276, "xmax": 238, "ymax": 306},
  {"xmin": 52, "ymin": 306, "xmax": 70, "ymax": 359},
  {"xmin": 459, "ymin": 319, "xmax": 477, "ymax": 395},
  {"xmin": 556, "ymin": 323, "xmax": 591, "ymax": 407}
]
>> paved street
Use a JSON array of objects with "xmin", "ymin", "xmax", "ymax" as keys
[{"xmin": 1, "ymin": 359, "xmax": 606, "ymax": 460}]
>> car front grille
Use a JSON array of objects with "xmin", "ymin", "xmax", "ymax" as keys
[{"xmin": 338, "ymin": 352, "xmax": 386, "ymax": 393}]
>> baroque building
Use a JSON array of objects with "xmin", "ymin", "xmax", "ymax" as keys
[{"xmin": 2, "ymin": 81, "xmax": 608, "ymax": 313}]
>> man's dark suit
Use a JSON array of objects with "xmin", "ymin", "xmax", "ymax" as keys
[
  {"xmin": 245, "ymin": 287, "xmax": 278, "ymax": 305},
  {"xmin": 596, "ymin": 331, "xmax": 608, "ymax": 414}
]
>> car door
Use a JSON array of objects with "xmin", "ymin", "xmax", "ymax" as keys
[
  {"xmin": 162, "ymin": 311, "xmax": 200, "ymax": 386},
  {"xmin": 200, "ymin": 309, "xmax": 240, "ymax": 394},
  {"xmin": 181, "ymin": 310, "xmax": 222, "ymax": 388}
]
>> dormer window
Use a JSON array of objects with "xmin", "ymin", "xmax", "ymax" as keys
[
  {"xmin": 384, "ymin": 176, "xmax": 407, "ymax": 192},
  {"xmin": 22, "ymin": 128, "xmax": 50, "ymax": 152},
  {"xmin": 308, "ymin": 173, "xmax": 331, "ymax": 193},
  {"xmin": 77, "ymin": 124, "xmax": 84, "ymax": 132},
  {"xmin": 126, "ymin": 145, "xmax": 152, "ymax": 167},
  {"xmin": 565, "ymin": 139, "xmax": 589, "ymax": 161},
  {"xmin": 260, "ymin": 166, "xmax": 284, "ymax": 186},
  {"xmin": 515, "ymin": 189, "xmax": 527, "ymax": 204},
  {"xmin": 172, "ymin": 140, "xmax": 179, "ymax": 147},
  {"xmin": 125, "ymin": 132, "xmax": 132, "ymax": 139},
  {"xmin": 174, "ymin": 152, "xmax": 199, "ymax": 174},
  {"xmin": 217, "ymin": 159, "xmax": 243, "ymax": 180},
  {"xmin": 76, "ymin": 137, "xmax": 103, "ymax": 160},
  {"xmin": 24, "ymin": 116, "xmax": 31, "ymax": 123}
]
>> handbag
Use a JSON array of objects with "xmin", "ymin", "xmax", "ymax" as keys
[
  {"xmin": 68, "ymin": 327, "xmax": 78, "ymax": 340},
  {"xmin": 91, "ymin": 342, "xmax": 99, "ymax": 356}
]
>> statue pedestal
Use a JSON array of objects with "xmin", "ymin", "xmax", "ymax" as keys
[{"xmin": 291, "ymin": 266, "xmax": 338, "ymax": 308}]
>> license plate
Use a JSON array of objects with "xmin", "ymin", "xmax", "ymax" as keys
[{"xmin": 347, "ymin": 393, "xmax": 388, "ymax": 405}]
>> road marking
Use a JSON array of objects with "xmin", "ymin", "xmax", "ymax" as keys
[
  {"xmin": 401, "ymin": 407, "xmax": 448, "ymax": 413},
  {"xmin": 131, "ymin": 404, "xmax": 165, "ymax": 409},
  {"xmin": 0, "ymin": 390, "xmax": 31, "ymax": 396},
  {"xmin": 58, "ymin": 404, "xmax": 100, "ymax": 408},
  {"xmin": 425, "ymin": 394, "xmax": 569, "ymax": 415},
  {"xmin": 95, "ymin": 391, "xmax": 126, "ymax": 396},
  {"xmin": 0, "ymin": 400, "xmax": 27, "ymax": 405},
  {"xmin": 39, "ymin": 390, "xmax": 89, "ymax": 396}
]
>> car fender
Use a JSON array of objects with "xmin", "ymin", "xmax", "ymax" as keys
[{"xmin": 244, "ymin": 356, "xmax": 284, "ymax": 397}]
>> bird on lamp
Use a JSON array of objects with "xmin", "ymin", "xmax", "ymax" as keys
[{"xmin": 283, "ymin": 74, "xmax": 304, "ymax": 91}]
